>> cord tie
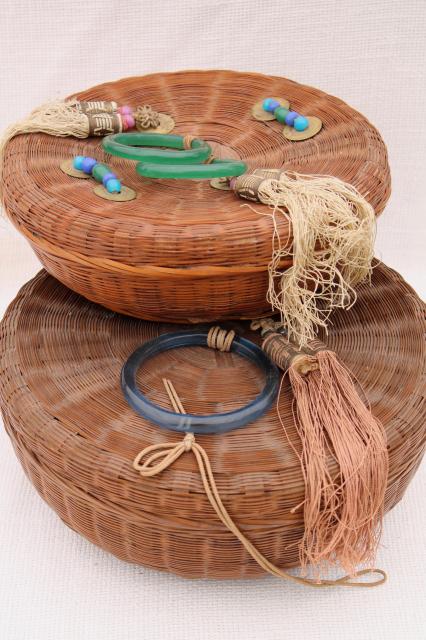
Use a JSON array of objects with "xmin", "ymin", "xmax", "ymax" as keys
[
  {"xmin": 207, "ymin": 326, "xmax": 235, "ymax": 351},
  {"xmin": 132, "ymin": 378, "xmax": 387, "ymax": 589}
]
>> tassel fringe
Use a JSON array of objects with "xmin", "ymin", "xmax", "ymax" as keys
[
  {"xmin": 0, "ymin": 100, "xmax": 88, "ymax": 204},
  {"xmin": 288, "ymin": 350, "xmax": 388, "ymax": 576},
  {"xmin": 0, "ymin": 99, "xmax": 89, "ymax": 156},
  {"xmin": 0, "ymin": 99, "xmax": 125, "ymax": 205},
  {"xmin": 236, "ymin": 171, "xmax": 377, "ymax": 347},
  {"xmin": 256, "ymin": 322, "xmax": 389, "ymax": 577}
]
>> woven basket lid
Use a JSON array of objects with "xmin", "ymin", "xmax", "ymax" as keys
[
  {"xmin": 1, "ymin": 263, "xmax": 424, "ymax": 579},
  {"xmin": 3, "ymin": 70, "xmax": 391, "ymax": 323}
]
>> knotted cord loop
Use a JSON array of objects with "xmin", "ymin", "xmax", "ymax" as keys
[
  {"xmin": 182, "ymin": 134, "xmax": 197, "ymax": 150},
  {"xmin": 181, "ymin": 135, "xmax": 216, "ymax": 164},
  {"xmin": 134, "ymin": 105, "xmax": 161, "ymax": 130},
  {"xmin": 132, "ymin": 378, "xmax": 387, "ymax": 589},
  {"xmin": 250, "ymin": 317, "xmax": 284, "ymax": 336}
]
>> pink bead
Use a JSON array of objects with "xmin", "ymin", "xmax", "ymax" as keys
[
  {"xmin": 123, "ymin": 114, "xmax": 135, "ymax": 129},
  {"xmin": 118, "ymin": 105, "xmax": 133, "ymax": 115}
]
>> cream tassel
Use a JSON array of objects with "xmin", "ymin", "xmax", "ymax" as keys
[
  {"xmin": 0, "ymin": 99, "xmax": 123, "ymax": 203},
  {"xmin": 234, "ymin": 170, "xmax": 376, "ymax": 347}
]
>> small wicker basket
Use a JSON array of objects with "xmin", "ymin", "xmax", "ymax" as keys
[
  {"xmin": 0, "ymin": 264, "xmax": 424, "ymax": 579},
  {"xmin": 2, "ymin": 70, "xmax": 391, "ymax": 322}
]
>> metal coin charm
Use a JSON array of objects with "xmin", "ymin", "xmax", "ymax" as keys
[
  {"xmin": 210, "ymin": 177, "xmax": 232, "ymax": 191},
  {"xmin": 60, "ymin": 159, "xmax": 91, "ymax": 179},
  {"xmin": 282, "ymin": 116, "xmax": 323, "ymax": 141},
  {"xmin": 136, "ymin": 113, "xmax": 175, "ymax": 134},
  {"xmin": 93, "ymin": 184, "xmax": 137, "ymax": 201}
]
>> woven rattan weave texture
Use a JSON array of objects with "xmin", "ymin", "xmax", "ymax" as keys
[
  {"xmin": 0, "ymin": 263, "xmax": 424, "ymax": 579},
  {"xmin": 2, "ymin": 70, "xmax": 391, "ymax": 322}
]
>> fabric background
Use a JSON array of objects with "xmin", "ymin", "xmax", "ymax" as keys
[{"xmin": 0, "ymin": 1, "xmax": 425, "ymax": 638}]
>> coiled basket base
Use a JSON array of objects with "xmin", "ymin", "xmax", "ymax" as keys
[{"xmin": 0, "ymin": 264, "xmax": 424, "ymax": 579}]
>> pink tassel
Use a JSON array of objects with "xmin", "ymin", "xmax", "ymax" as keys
[{"xmin": 257, "ymin": 323, "xmax": 389, "ymax": 576}]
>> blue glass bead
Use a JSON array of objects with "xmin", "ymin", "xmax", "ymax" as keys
[
  {"xmin": 106, "ymin": 178, "xmax": 121, "ymax": 193},
  {"xmin": 102, "ymin": 171, "xmax": 117, "ymax": 187},
  {"xmin": 73, "ymin": 155, "xmax": 85, "ymax": 171},
  {"xmin": 81, "ymin": 157, "xmax": 97, "ymax": 174},
  {"xmin": 264, "ymin": 98, "xmax": 281, "ymax": 113},
  {"xmin": 294, "ymin": 115, "xmax": 309, "ymax": 132},
  {"xmin": 262, "ymin": 98, "xmax": 273, "ymax": 111},
  {"xmin": 284, "ymin": 111, "xmax": 299, "ymax": 126}
]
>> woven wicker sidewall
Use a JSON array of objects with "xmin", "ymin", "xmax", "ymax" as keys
[
  {"xmin": 2, "ymin": 70, "xmax": 391, "ymax": 322},
  {"xmin": 0, "ymin": 263, "xmax": 424, "ymax": 579}
]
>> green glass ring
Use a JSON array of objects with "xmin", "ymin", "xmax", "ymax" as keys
[
  {"xmin": 103, "ymin": 133, "xmax": 212, "ymax": 165},
  {"xmin": 136, "ymin": 159, "xmax": 247, "ymax": 179}
]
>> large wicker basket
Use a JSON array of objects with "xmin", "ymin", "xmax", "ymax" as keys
[
  {"xmin": 2, "ymin": 70, "xmax": 391, "ymax": 322},
  {"xmin": 0, "ymin": 264, "xmax": 424, "ymax": 579}
]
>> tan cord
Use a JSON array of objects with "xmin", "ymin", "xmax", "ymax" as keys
[
  {"xmin": 250, "ymin": 317, "xmax": 283, "ymax": 335},
  {"xmin": 182, "ymin": 134, "xmax": 197, "ymax": 150},
  {"xmin": 207, "ymin": 326, "xmax": 235, "ymax": 351},
  {"xmin": 132, "ymin": 374, "xmax": 387, "ymax": 589},
  {"xmin": 182, "ymin": 135, "xmax": 215, "ymax": 163},
  {"xmin": 162, "ymin": 378, "xmax": 186, "ymax": 414}
]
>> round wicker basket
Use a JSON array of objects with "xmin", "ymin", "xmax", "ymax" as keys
[
  {"xmin": 2, "ymin": 70, "xmax": 391, "ymax": 323},
  {"xmin": 0, "ymin": 264, "xmax": 424, "ymax": 579}
]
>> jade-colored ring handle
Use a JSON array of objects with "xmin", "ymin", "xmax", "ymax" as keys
[
  {"xmin": 136, "ymin": 158, "xmax": 247, "ymax": 179},
  {"xmin": 103, "ymin": 133, "xmax": 212, "ymax": 164}
]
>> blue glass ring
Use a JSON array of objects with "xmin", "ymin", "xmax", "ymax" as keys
[{"xmin": 121, "ymin": 330, "xmax": 280, "ymax": 435}]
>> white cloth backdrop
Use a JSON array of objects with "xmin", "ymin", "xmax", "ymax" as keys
[{"xmin": 0, "ymin": 1, "xmax": 425, "ymax": 638}]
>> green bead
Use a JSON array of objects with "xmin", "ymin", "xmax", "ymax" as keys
[
  {"xmin": 103, "ymin": 133, "xmax": 212, "ymax": 165},
  {"xmin": 92, "ymin": 163, "xmax": 112, "ymax": 183},
  {"xmin": 274, "ymin": 106, "xmax": 290, "ymax": 124},
  {"xmin": 136, "ymin": 158, "xmax": 247, "ymax": 180}
]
